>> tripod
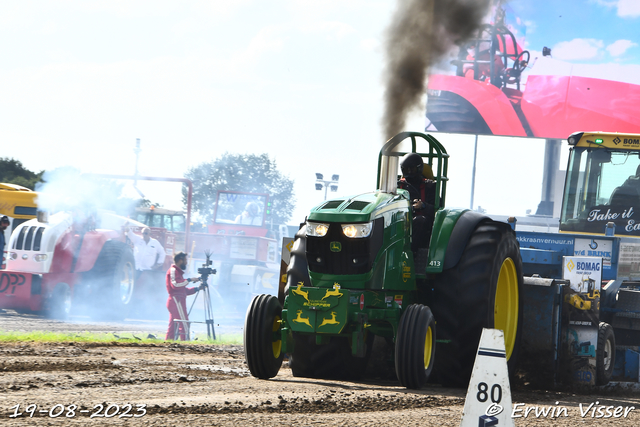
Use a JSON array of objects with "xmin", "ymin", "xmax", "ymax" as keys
[{"xmin": 187, "ymin": 281, "xmax": 216, "ymax": 340}]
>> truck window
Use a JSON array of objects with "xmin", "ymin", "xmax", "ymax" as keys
[
  {"xmin": 561, "ymin": 147, "xmax": 640, "ymax": 234},
  {"xmin": 164, "ymin": 215, "xmax": 173, "ymax": 231},
  {"xmin": 172, "ymin": 215, "xmax": 186, "ymax": 232},
  {"xmin": 151, "ymin": 214, "xmax": 162, "ymax": 229},
  {"xmin": 135, "ymin": 213, "xmax": 148, "ymax": 224},
  {"xmin": 214, "ymin": 192, "xmax": 267, "ymax": 226}
]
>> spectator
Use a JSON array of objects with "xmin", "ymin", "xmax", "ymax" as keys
[
  {"xmin": 125, "ymin": 226, "xmax": 166, "ymax": 272},
  {"xmin": 0, "ymin": 216, "xmax": 10, "ymax": 269}
]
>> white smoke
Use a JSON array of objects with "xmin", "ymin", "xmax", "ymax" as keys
[{"xmin": 36, "ymin": 167, "xmax": 139, "ymax": 221}]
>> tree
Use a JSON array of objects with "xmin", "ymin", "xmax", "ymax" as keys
[
  {"xmin": 0, "ymin": 158, "xmax": 44, "ymax": 190},
  {"xmin": 183, "ymin": 153, "xmax": 295, "ymax": 225}
]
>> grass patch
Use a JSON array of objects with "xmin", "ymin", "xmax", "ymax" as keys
[{"xmin": 0, "ymin": 330, "xmax": 243, "ymax": 345}]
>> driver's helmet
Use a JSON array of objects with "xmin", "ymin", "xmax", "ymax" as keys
[
  {"xmin": 245, "ymin": 202, "xmax": 259, "ymax": 216},
  {"xmin": 400, "ymin": 153, "xmax": 424, "ymax": 179}
]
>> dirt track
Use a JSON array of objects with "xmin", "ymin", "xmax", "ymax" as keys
[{"xmin": 2, "ymin": 310, "xmax": 640, "ymax": 426}]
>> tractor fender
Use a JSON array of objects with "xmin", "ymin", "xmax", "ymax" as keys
[
  {"xmin": 443, "ymin": 210, "xmax": 490, "ymax": 269},
  {"xmin": 427, "ymin": 209, "xmax": 504, "ymax": 273}
]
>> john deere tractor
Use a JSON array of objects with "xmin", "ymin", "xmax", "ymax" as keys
[{"xmin": 244, "ymin": 131, "xmax": 523, "ymax": 388}]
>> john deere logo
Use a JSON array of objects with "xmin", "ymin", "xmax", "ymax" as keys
[
  {"xmin": 330, "ymin": 241, "xmax": 342, "ymax": 252},
  {"xmin": 613, "ymin": 136, "xmax": 621, "ymax": 145},
  {"xmin": 567, "ymin": 259, "xmax": 575, "ymax": 272}
]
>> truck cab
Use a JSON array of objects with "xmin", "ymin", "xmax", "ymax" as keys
[
  {"xmin": 517, "ymin": 132, "xmax": 640, "ymax": 386},
  {"xmin": 560, "ymin": 132, "xmax": 640, "ymax": 238}
]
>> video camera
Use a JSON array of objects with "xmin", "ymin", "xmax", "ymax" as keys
[{"xmin": 197, "ymin": 251, "xmax": 217, "ymax": 283}]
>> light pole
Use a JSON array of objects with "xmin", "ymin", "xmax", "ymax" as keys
[{"xmin": 315, "ymin": 173, "xmax": 339, "ymax": 200}]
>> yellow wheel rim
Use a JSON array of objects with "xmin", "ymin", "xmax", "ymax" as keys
[
  {"xmin": 424, "ymin": 325, "xmax": 433, "ymax": 369},
  {"xmin": 494, "ymin": 257, "xmax": 519, "ymax": 360},
  {"xmin": 272, "ymin": 315, "xmax": 282, "ymax": 358}
]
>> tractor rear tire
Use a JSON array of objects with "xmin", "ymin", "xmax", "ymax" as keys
[
  {"xmin": 596, "ymin": 322, "xmax": 615, "ymax": 386},
  {"xmin": 244, "ymin": 294, "xmax": 284, "ymax": 379},
  {"xmin": 431, "ymin": 220, "xmax": 522, "ymax": 387},
  {"xmin": 86, "ymin": 241, "xmax": 136, "ymax": 321},
  {"xmin": 395, "ymin": 304, "xmax": 436, "ymax": 389}
]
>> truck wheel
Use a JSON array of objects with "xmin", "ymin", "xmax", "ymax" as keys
[
  {"xmin": 395, "ymin": 304, "xmax": 436, "ymax": 389},
  {"xmin": 431, "ymin": 221, "xmax": 522, "ymax": 387},
  {"xmin": 87, "ymin": 241, "xmax": 136, "ymax": 321},
  {"xmin": 596, "ymin": 322, "xmax": 615, "ymax": 386},
  {"xmin": 47, "ymin": 283, "xmax": 72, "ymax": 320},
  {"xmin": 244, "ymin": 294, "xmax": 284, "ymax": 379}
]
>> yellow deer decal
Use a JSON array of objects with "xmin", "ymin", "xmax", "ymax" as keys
[
  {"xmin": 291, "ymin": 282, "xmax": 309, "ymax": 303},
  {"xmin": 292, "ymin": 310, "xmax": 312, "ymax": 328},
  {"xmin": 319, "ymin": 312, "xmax": 340, "ymax": 328},
  {"xmin": 322, "ymin": 283, "xmax": 343, "ymax": 300}
]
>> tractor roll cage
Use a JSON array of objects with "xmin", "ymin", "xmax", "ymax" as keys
[
  {"xmin": 377, "ymin": 131, "xmax": 449, "ymax": 210},
  {"xmin": 453, "ymin": 23, "xmax": 527, "ymax": 90}
]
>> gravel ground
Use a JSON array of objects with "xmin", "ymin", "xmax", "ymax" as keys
[{"xmin": 2, "ymin": 310, "xmax": 640, "ymax": 426}]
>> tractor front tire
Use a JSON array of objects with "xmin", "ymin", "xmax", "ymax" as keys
[
  {"xmin": 244, "ymin": 294, "xmax": 284, "ymax": 379},
  {"xmin": 431, "ymin": 220, "xmax": 522, "ymax": 387},
  {"xmin": 395, "ymin": 304, "xmax": 436, "ymax": 389},
  {"xmin": 282, "ymin": 225, "xmax": 310, "ymax": 304},
  {"xmin": 596, "ymin": 322, "xmax": 615, "ymax": 386}
]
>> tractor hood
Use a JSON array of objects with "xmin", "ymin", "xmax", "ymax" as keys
[{"xmin": 308, "ymin": 190, "xmax": 410, "ymax": 223}]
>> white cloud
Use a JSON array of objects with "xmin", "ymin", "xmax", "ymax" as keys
[
  {"xmin": 522, "ymin": 20, "xmax": 537, "ymax": 35},
  {"xmin": 607, "ymin": 39, "xmax": 638, "ymax": 56},
  {"xmin": 227, "ymin": 25, "xmax": 286, "ymax": 73},
  {"xmin": 617, "ymin": 0, "xmax": 640, "ymax": 17},
  {"xmin": 360, "ymin": 38, "xmax": 379, "ymax": 52},
  {"xmin": 552, "ymin": 38, "xmax": 603, "ymax": 61},
  {"xmin": 303, "ymin": 21, "xmax": 356, "ymax": 40},
  {"xmin": 70, "ymin": 0, "xmax": 182, "ymax": 18}
]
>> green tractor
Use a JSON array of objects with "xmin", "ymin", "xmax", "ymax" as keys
[{"xmin": 244, "ymin": 131, "xmax": 523, "ymax": 388}]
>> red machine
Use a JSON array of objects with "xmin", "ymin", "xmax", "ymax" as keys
[
  {"xmin": 0, "ymin": 210, "xmax": 140, "ymax": 320},
  {"xmin": 137, "ymin": 191, "xmax": 280, "ymax": 313},
  {"xmin": 426, "ymin": 22, "xmax": 640, "ymax": 138}
]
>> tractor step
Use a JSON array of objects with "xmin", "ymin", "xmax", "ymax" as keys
[{"xmin": 414, "ymin": 248, "xmax": 429, "ymax": 274}]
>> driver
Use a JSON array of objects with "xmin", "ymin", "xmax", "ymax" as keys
[
  {"xmin": 398, "ymin": 153, "xmax": 436, "ymax": 252},
  {"xmin": 235, "ymin": 202, "xmax": 262, "ymax": 225}
]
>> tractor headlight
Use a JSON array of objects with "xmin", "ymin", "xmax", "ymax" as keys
[
  {"xmin": 34, "ymin": 254, "xmax": 48, "ymax": 262},
  {"xmin": 307, "ymin": 222, "xmax": 329, "ymax": 237},
  {"xmin": 342, "ymin": 222, "xmax": 372, "ymax": 238}
]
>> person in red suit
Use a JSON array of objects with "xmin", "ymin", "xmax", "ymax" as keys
[{"xmin": 165, "ymin": 252, "xmax": 202, "ymax": 341}]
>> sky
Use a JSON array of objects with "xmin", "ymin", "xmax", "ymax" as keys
[{"xmin": 1, "ymin": 0, "xmax": 638, "ymax": 225}]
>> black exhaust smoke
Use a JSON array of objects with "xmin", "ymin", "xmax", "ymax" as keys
[{"xmin": 382, "ymin": 0, "xmax": 492, "ymax": 139}]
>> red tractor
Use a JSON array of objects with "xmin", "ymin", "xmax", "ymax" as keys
[
  {"xmin": 426, "ymin": 15, "xmax": 640, "ymax": 137},
  {"xmin": 0, "ymin": 209, "xmax": 146, "ymax": 320}
]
